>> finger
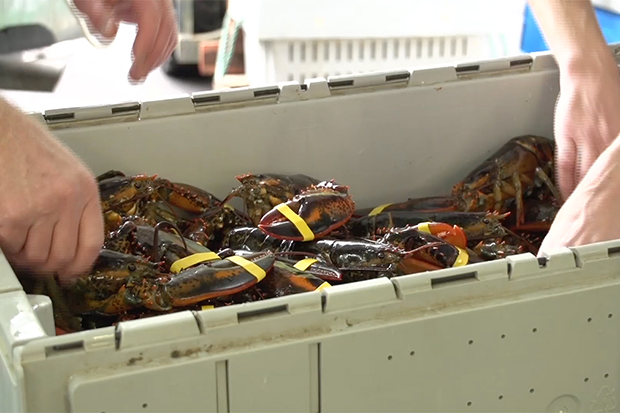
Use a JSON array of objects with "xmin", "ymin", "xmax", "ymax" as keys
[
  {"xmin": 58, "ymin": 198, "xmax": 104, "ymax": 283},
  {"xmin": 154, "ymin": 17, "xmax": 178, "ymax": 69},
  {"xmin": 16, "ymin": 220, "xmax": 56, "ymax": 271},
  {"xmin": 0, "ymin": 224, "xmax": 29, "ymax": 256},
  {"xmin": 129, "ymin": 4, "xmax": 161, "ymax": 81},
  {"xmin": 45, "ymin": 205, "xmax": 81, "ymax": 274},
  {"xmin": 576, "ymin": 148, "xmax": 599, "ymax": 188},
  {"xmin": 73, "ymin": 0, "xmax": 120, "ymax": 39},
  {"xmin": 554, "ymin": 137, "xmax": 577, "ymax": 202},
  {"xmin": 141, "ymin": 15, "xmax": 172, "ymax": 75}
]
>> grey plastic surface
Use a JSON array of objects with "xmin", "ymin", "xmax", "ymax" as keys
[{"xmin": 2, "ymin": 47, "xmax": 620, "ymax": 412}]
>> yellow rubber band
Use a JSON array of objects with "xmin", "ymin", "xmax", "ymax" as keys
[
  {"xmin": 170, "ymin": 252, "xmax": 221, "ymax": 273},
  {"xmin": 202, "ymin": 305, "xmax": 215, "ymax": 311},
  {"xmin": 275, "ymin": 203, "xmax": 315, "ymax": 241},
  {"xmin": 225, "ymin": 255, "xmax": 268, "ymax": 282},
  {"xmin": 294, "ymin": 258, "xmax": 318, "ymax": 271},
  {"xmin": 454, "ymin": 247, "xmax": 469, "ymax": 267},
  {"xmin": 417, "ymin": 222, "xmax": 432, "ymax": 234},
  {"xmin": 368, "ymin": 203, "xmax": 392, "ymax": 216},
  {"xmin": 316, "ymin": 282, "xmax": 332, "ymax": 291}
]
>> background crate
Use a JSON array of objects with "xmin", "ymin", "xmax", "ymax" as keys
[
  {"xmin": 522, "ymin": 1, "xmax": 620, "ymax": 52},
  {"xmin": 229, "ymin": 0, "xmax": 528, "ymax": 86}
]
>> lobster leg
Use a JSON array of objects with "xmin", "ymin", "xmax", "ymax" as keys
[
  {"xmin": 512, "ymin": 171, "xmax": 525, "ymax": 227},
  {"xmin": 535, "ymin": 165, "xmax": 563, "ymax": 204}
]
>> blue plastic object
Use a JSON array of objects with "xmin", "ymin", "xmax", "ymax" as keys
[{"xmin": 521, "ymin": 4, "xmax": 620, "ymax": 53}]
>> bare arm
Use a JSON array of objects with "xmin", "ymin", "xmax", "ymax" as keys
[{"xmin": 527, "ymin": 0, "xmax": 617, "ymax": 73}]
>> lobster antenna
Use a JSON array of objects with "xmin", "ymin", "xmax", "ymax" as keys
[{"xmin": 152, "ymin": 221, "xmax": 190, "ymax": 260}]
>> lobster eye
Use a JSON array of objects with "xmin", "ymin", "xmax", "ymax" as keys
[
  {"xmin": 377, "ymin": 252, "xmax": 386, "ymax": 259},
  {"xmin": 134, "ymin": 182, "xmax": 142, "ymax": 189},
  {"xmin": 483, "ymin": 218, "xmax": 490, "ymax": 224},
  {"xmin": 128, "ymin": 264, "xmax": 136, "ymax": 271}
]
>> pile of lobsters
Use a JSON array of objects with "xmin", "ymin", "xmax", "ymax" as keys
[{"xmin": 19, "ymin": 135, "xmax": 562, "ymax": 333}]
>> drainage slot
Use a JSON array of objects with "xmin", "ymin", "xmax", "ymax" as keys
[
  {"xmin": 386, "ymin": 73, "xmax": 410, "ymax": 82},
  {"xmin": 111, "ymin": 104, "xmax": 140, "ymax": 114},
  {"xmin": 45, "ymin": 340, "xmax": 84, "ymax": 357},
  {"xmin": 237, "ymin": 304, "xmax": 289, "ymax": 322},
  {"xmin": 45, "ymin": 112, "xmax": 75, "ymax": 122},
  {"xmin": 328, "ymin": 79, "xmax": 354, "ymax": 88},
  {"xmin": 193, "ymin": 95, "xmax": 221, "ymax": 105},
  {"xmin": 608, "ymin": 246, "xmax": 620, "ymax": 257},
  {"xmin": 253, "ymin": 88, "xmax": 279, "ymax": 98},
  {"xmin": 431, "ymin": 272, "xmax": 477, "ymax": 288}
]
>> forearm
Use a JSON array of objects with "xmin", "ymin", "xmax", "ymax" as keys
[{"xmin": 527, "ymin": 0, "xmax": 616, "ymax": 73}]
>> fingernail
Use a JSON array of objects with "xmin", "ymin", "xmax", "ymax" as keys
[{"xmin": 127, "ymin": 74, "xmax": 146, "ymax": 85}]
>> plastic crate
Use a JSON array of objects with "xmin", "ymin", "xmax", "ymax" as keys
[
  {"xmin": 224, "ymin": 0, "xmax": 527, "ymax": 86},
  {"xmin": 4, "ymin": 47, "xmax": 620, "ymax": 412},
  {"xmin": 522, "ymin": 1, "xmax": 620, "ymax": 53}
]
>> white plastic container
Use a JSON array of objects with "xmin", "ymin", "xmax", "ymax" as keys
[
  {"xmin": 229, "ymin": 0, "xmax": 528, "ymax": 86},
  {"xmin": 4, "ymin": 46, "xmax": 620, "ymax": 412}
]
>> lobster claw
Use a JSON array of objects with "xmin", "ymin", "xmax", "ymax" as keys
[{"xmin": 258, "ymin": 181, "xmax": 356, "ymax": 242}]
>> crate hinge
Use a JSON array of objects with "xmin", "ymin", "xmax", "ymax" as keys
[
  {"xmin": 454, "ymin": 55, "xmax": 534, "ymax": 79},
  {"xmin": 321, "ymin": 277, "xmax": 398, "ymax": 314},
  {"xmin": 192, "ymin": 84, "xmax": 281, "ymax": 111},
  {"xmin": 507, "ymin": 248, "xmax": 578, "ymax": 280},
  {"xmin": 115, "ymin": 311, "xmax": 201, "ymax": 351},
  {"xmin": 327, "ymin": 69, "xmax": 411, "ymax": 94},
  {"xmin": 43, "ymin": 101, "xmax": 141, "ymax": 129},
  {"xmin": 392, "ymin": 259, "xmax": 509, "ymax": 298}
]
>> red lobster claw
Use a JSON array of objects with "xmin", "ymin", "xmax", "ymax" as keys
[{"xmin": 258, "ymin": 180, "xmax": 355, "ymax": 242}]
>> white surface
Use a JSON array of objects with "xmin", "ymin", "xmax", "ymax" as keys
[
  {"xmin": 0, "ymin": 24, "xmax": 212, "ymax": 113},
  {"xmin": 592, "ymin": 0, "xmax": 620, "ymax": 14},
  {"xmin": 4, "ymin": 47, "xmax": 620, "ymax": 412}
]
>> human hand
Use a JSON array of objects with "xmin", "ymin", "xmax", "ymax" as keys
[
  {"xmin": 539, "ymin": 130, "xmax": 620, "ymax": 254},
  {"xmin": 72, "ymin": 0, "xmax": 179, "ymax": 82},
  {"xmin": 0, "ymin": 99, "xmax": 104, "ymax": 284},
  {"xmin": 553, "ymin": 56, "xmax": 620, "ymax": 201}
]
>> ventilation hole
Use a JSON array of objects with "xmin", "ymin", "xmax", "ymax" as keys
[
  {"xmin": 288, "ymin": 42, "xmax": 294, "ymax": 62},
  {"xmin": 439, "ymin": 38, "xmax": 445, "ymax": 57},
  {"xmin": 335, "ymin": 42, "xmax": 341, "ymax": 61},
  {"xmin": 312, "ymin": 42, "xmax": 318, "ymax": 62},
  {"xmin": 347, "ymin": 41, "xmax": 353, "ymax": 60},
  {"xmin": 300, "ymin": 43, "xmax": 306, "ymax": 62},
  {"xmin": 529, "ymin": 388, "xmax": 535, "ymax": 394},
  {"xmin": 609, "ymin": 313, "xmax": 613, "ymax": 318},
  {"xmin": 393, "ymin": 39, "xmax": 399, "ymax": 59},
  {"xmin": 382, "ymin": 40, "xmax": 388, "ymax": 59},
  {"xmin": 387, "ymin": 355, "xmax": 393, "ymax": 360},
  {"xmin": 410, "ymin": 351, "xmax": 415, "ymax": 356},
  {"xmin": 416, "ymin": 39, "xmax": 422, "ymax": 58},
  {"xmin": 605, "ymin": 373, "xmax": 609, "ymax": 378},
  {"xmin": 501, "ymin": 334, "xmax": 506, "ymax": 339},
  {"xmin": 588, "ymin": 317, "xmax": 592, "ymax": 322},
  {"xmin": 324, "ymin": 44, "xmax": 329, "ymax": 61},
  {"xmin": 532, "ymin": 328, "xmax": 537, "ymax": 333},
  {"xmin": 467, "ymin": 402, "xmax": 472, "ymax": 407},
  {"xmin": 370, "ymin": 41, "xmax": 376, "ymax": 60},
  {"xmin": 584, "ymin": 377, "xmax": 589, "ymax": 382},
  {"xmin": 428, "ymin": 38, "xmax": 434, "ymax": 57},
  {"xmin": 405, "ymin": 39, "xmax": 411, "ymax": 58},
  {"xmin": 358, "ymin": 42, "xmax": 365, "ymax": 60},
  {"xmin": 450, "ymin": 38, "xmax": 457, "ymax": 56},
  {"xmin": 468, "ymin": 340, "xmax": 473, "ymax": 345},
  {"xmin": 462, "ymin": 37, "xmax": 468, "ymax": 55},
  {"xmin": 499, "ymin": 395, "xmax": 504, "ymax": 400},
  {"xmin": 142, "ymin": 403, "xmax": 148, "ymax": 409}
]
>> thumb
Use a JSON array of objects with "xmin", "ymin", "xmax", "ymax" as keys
[
  {"xmin": 73, "ymin": 0, "xmax": 120, "ymax": 39},
  {"xmin": 554, "ymin": 137, "xmax": 577, "ymax": 202}
]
